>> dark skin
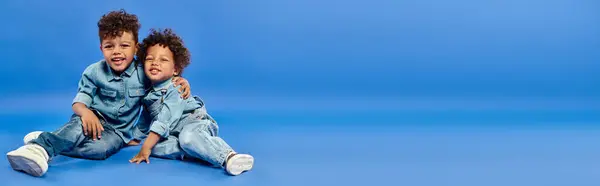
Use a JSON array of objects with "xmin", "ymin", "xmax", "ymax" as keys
[
  {"xmin": 73, "ymin": 77, "xmax": 191, "ymax": 141},
  {"xmin": 74, "ymin": 31, "xmax": 191, "ymax": 142},
  {"xmin": 129, "ymin": 131, "xmax": 161, "ymax": 164}
]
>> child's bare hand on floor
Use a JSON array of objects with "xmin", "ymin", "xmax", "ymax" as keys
[{"xmin": 130, "ymin": 148, "xmax": 151, "ymax": 164}]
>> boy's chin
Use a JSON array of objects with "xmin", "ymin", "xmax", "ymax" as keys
[
  {"xmin": 149, "ymin": 76, "xmax": 169, "ymax": 84},
  {"xmin": 108, "ymin": 61, "xmax": 132, "ymax": 72}
]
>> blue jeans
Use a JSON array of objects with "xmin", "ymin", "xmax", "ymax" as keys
[
  {"xmin": 31, "ymin": 114, "xmax": 125, "ymax": 160},
  {"xmin": 151, "ymin": 118, "xmax": 233, "ymax": 167}
]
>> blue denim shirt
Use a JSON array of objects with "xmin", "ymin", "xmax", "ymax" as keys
[
  {"xmin": 136, "ymin": 77, "xmax": 204, "ymax": 138},
  {"xmin": 72, "ymin": 59, "xmax": 150, "ymax": 143}
]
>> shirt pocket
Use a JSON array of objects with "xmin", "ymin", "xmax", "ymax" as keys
[
  {"xmin": 99, "ymin": 88, "xmax": 117, "ymax": 98},
  {"xmin": 128, "ymin": 87, "xmax": 146, "ymax": 98},
  {"xmin": 98, "ymin": 88, "xmax": 117, "ymax": 107}
]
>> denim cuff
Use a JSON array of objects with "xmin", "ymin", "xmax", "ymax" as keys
[
  {"xmin": 72, "ymin": 93, "xmax": 92, "ymax": 107},
  {"xmin": 149, "ymin": 121, "xmax": 169, "ymax": 138}
]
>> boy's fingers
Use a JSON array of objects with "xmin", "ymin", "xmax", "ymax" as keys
[
  {"xmin": 181, "ymin": 90, "xmax": 188, "ymax": 98},
  {"xmin": 131, "ymin": 156, "xmax": 140, "ymax": 163},
  {"xmin": 81, "ymin": 122, "xmax": 88, "ymax": 135},
  {"xmin": 174, "ymin": 77, "xmax": 182, "ymax": 84},
  {"xmin": 96, "ymin": 122, "xmax": 103, "ymax": 139},
  {"xmin": 91, "ymin": 123, "xmax": 97, "ymax": 140},
  {"xmin": 86, "ymin": 124, "xmax": 92, "ymax": 137}
]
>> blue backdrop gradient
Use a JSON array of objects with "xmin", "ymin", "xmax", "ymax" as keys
[
  {"xmin": 1, "ymin": 0, "xmax": 600, "ymax": 185},
  {"xmin": 1, "ymin": 0, "xmax": 598, "ymax": 104}
]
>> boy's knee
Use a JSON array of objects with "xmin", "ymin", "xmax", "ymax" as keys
[
  {"xmin": 54, "ymin": 115, "xmax": 85, "ymax": 135},
  {"xmin": 178, "ymin": 131, "xmax": 194, "ymax": 148},
  {"xmin": 179, "ymin": 129, "xmax": 205, "ymax": 148}
]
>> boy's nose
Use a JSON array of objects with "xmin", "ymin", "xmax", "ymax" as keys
[{"xmin": 112, "ymin": 46, "xmax": 122, "ymax": 54}]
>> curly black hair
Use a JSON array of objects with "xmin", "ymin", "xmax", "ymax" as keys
[
  {"xmin": 97, "ymin": 9, "xmax": 141, "ymax": 43},
  {"xmin": 137, "ymin": 28, "xmax": 191, "ymax": 76}
]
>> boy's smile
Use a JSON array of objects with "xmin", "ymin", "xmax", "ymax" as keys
[
  {"xmin": 100, "ymin": 31, "xmax": 137, "ymax": 75},
  {"xmin": 111, "ymin": 56, "xmax": 126, "ymax": 65}
]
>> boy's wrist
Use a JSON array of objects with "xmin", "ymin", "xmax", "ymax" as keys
[
  {"xmin": 141, "ymin": 145, "xmax": 153, "ymax": 151},
  {"xmin": 80, "ymin": 108, "xmax": 94, "ymax": 117}
]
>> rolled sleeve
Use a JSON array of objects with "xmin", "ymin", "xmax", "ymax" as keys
[
  {"xmin": 73, "ymin": 92, "xmax": 93, "ymax": 107},
  {"xmin": 149, "ymin": 120, "xmax": 170, "ymax": 138}
]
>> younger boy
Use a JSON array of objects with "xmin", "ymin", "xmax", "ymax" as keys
[
  {"xmin": 6, "ymin": 9, "xmax": 191, "ymax": 177},
  {"xmin": 128, "ymin": 28, "xmax": 254, "ymax": 176}
]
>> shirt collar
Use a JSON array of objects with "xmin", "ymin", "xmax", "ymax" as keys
[{"xmin": 152, "ymin": 77, "xmax": 173, "ymax": 92}]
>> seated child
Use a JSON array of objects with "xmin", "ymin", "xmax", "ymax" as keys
[
  {"xmin": 129, "ymin": 28, "xmax": 254, "ymax": 176},
  {"xmin": 6, "ymin": 9, "xmax": 191, "ymax": 177}
]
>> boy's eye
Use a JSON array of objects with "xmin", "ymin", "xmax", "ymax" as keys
[
  {"xmin": 121, "ymin": 44, "xmax": 130, "ymax": 47},
  {"xmin": 103, "ymin": 45, "xmax": 113, "ymax": 49}
]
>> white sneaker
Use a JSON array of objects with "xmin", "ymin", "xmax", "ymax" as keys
[
  {"xmin": 225, "ymin": 153, "xmax": 254, "ymax": 176},
  {"xmin": 6, "ymin": 144, "xmax": 50, "ymax": 177},
  {"xmin": 23, "ymin": 131, "xmax": 43, "ymax": 145}
]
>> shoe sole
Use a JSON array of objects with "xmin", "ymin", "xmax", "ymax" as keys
[
  {"xmin": 7, "ymin": 154, "xmax": 44, "ymax": 177},
  {"xmin": 226, "ymin": 154, "xmax": 254, "ymax": 176}
]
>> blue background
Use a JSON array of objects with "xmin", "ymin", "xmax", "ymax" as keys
[
  {"xmin": 1, "ymin": 0, "xmax": 598, "ymax": 106},
  {"xmin": 0, "ymin": 0, "xmax": 599, "ymax": 185}
]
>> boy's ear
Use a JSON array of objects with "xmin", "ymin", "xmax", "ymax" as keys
[{"xmin": 174, "ymin": 68, "xmax": 180, "ymax": 76}]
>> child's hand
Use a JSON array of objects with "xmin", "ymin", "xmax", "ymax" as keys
[
  {"xmin": 129, "ymin": 148, "xmax": 151, "ymax": 164},
  {"xmin": 81, "ymin": 110, "xmax": 103, "ymax": 140},
  {"xmin": 172, "ymin": 77, "xmax": 191, "ymax": 99}
]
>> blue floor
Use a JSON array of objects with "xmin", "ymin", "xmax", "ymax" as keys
[{"xmin": 1, "ymin": 101, "xmax": 599, "ymax": 186}]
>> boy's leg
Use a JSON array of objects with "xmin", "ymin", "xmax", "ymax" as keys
[
  {"xmin": 61, "ymin": 126, "xmax": 125, "ymax": 160},
  {"xmin": 150, "ymin": 135, "xmax": 186, "ymax": 160},
  {"xmin": 7, "ymin": 114, "xmax": 87, "ymax": 177},
  {"xmin": 178, "ymin": 119, "xmax": 254, "ymax": 175},
  {"xmin": 33, "ymin": 115, "xmax": 87, "ymax": 157}
]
